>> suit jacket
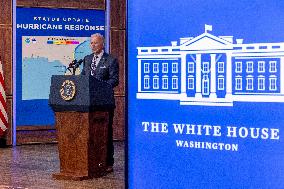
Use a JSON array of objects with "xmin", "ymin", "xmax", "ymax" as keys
[{"xmin": 81, "ymin": 52, "xmax": 119, "ymax": 88}]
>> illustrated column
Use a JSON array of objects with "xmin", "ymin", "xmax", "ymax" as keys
[
  {"xmin": 180, "ymin": 53, "xmax": 187, "ymax": 97},
  {"xmin": 195, "ymin": 54, "xmax": 202, "ymax": 98},
  {"xmin": 226, "ymin": 52, "xmax": 232, "ymax": 99},
  {"xmin": 210, "ymin": 54, "xmax": 217, "ymax": 98}
]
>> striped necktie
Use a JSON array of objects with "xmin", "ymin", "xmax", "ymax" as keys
[{"xmin": 91, "ymin": 55, "xmax": 98, "ymax": 76}]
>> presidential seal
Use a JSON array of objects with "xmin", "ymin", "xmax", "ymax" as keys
[{"xmin": 60, "ymin": 80, "xmax": 76, "ymax": 101}]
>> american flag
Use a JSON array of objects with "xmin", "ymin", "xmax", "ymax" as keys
[{"xmin": 0, "ymin": 57, "xmax": 7, "ymax": 137}]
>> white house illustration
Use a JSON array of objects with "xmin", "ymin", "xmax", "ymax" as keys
[{"xmin": 136, "ymin": 25, "xmax": 284, "ymax": 106}]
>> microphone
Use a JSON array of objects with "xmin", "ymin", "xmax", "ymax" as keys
[
  {"xmin": 67, "ymin": 59, "xmax": 84, "ymax": 75},
  {"xmin": 69, "ymin": 59, "xmax": 83, "ymax": 68}
]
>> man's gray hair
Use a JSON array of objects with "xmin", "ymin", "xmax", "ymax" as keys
[{"xmin": 91, "ymin": 33, "xmax": 104, "ymax": 41}]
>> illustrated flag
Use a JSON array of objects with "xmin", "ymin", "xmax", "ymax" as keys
[
  {"xmin": 0, "ymin": 58, "xmax": 8, "ymax": 137},
  {"xmin": 205, "ymin": 24, "xmax": 213, "ymax": 32}
]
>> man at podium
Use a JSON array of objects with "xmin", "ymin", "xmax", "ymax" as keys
[{"xmin": 81, "ymin": 33, "xmax": 119, "ymax": 173}]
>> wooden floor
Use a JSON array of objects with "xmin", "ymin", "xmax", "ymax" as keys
[{"xmin": 0, "ymin": 142, "xmax": 125, "ymax": 189}]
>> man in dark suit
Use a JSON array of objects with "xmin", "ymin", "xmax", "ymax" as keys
[{"xmin": 81, "ymin": 33, "xmax": 119, "ymax": 173}]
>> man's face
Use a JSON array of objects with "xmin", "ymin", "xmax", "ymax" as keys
[{"xmin": 90, "ymin": 36, "xmax": 104, "ymax": 55}]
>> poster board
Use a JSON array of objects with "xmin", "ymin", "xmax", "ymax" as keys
[{"xmin": 16, "ymin": 7, "xmax": 105, "ymax": 126}]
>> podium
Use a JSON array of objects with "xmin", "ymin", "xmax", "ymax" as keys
[{"xmin": 49, "ymin": 75, "xmax": 114, "ymax": 180}]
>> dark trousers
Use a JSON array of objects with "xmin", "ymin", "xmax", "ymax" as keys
[{"xmin": 106, "ymin": 108, "xmax": 114, "ymax": 166}]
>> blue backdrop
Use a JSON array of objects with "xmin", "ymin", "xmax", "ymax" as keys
[
  {"xmin": 16, "ymin": 7, "xmax": 105, "ymax": 126},
  {"xmin": 128, "ymin": 1, "xmax": 284, "ymax": 188}
]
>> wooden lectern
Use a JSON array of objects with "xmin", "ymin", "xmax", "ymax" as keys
[{"xmin": 49, "ymin": 75, "xmax": 114, "ymax": 180}]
